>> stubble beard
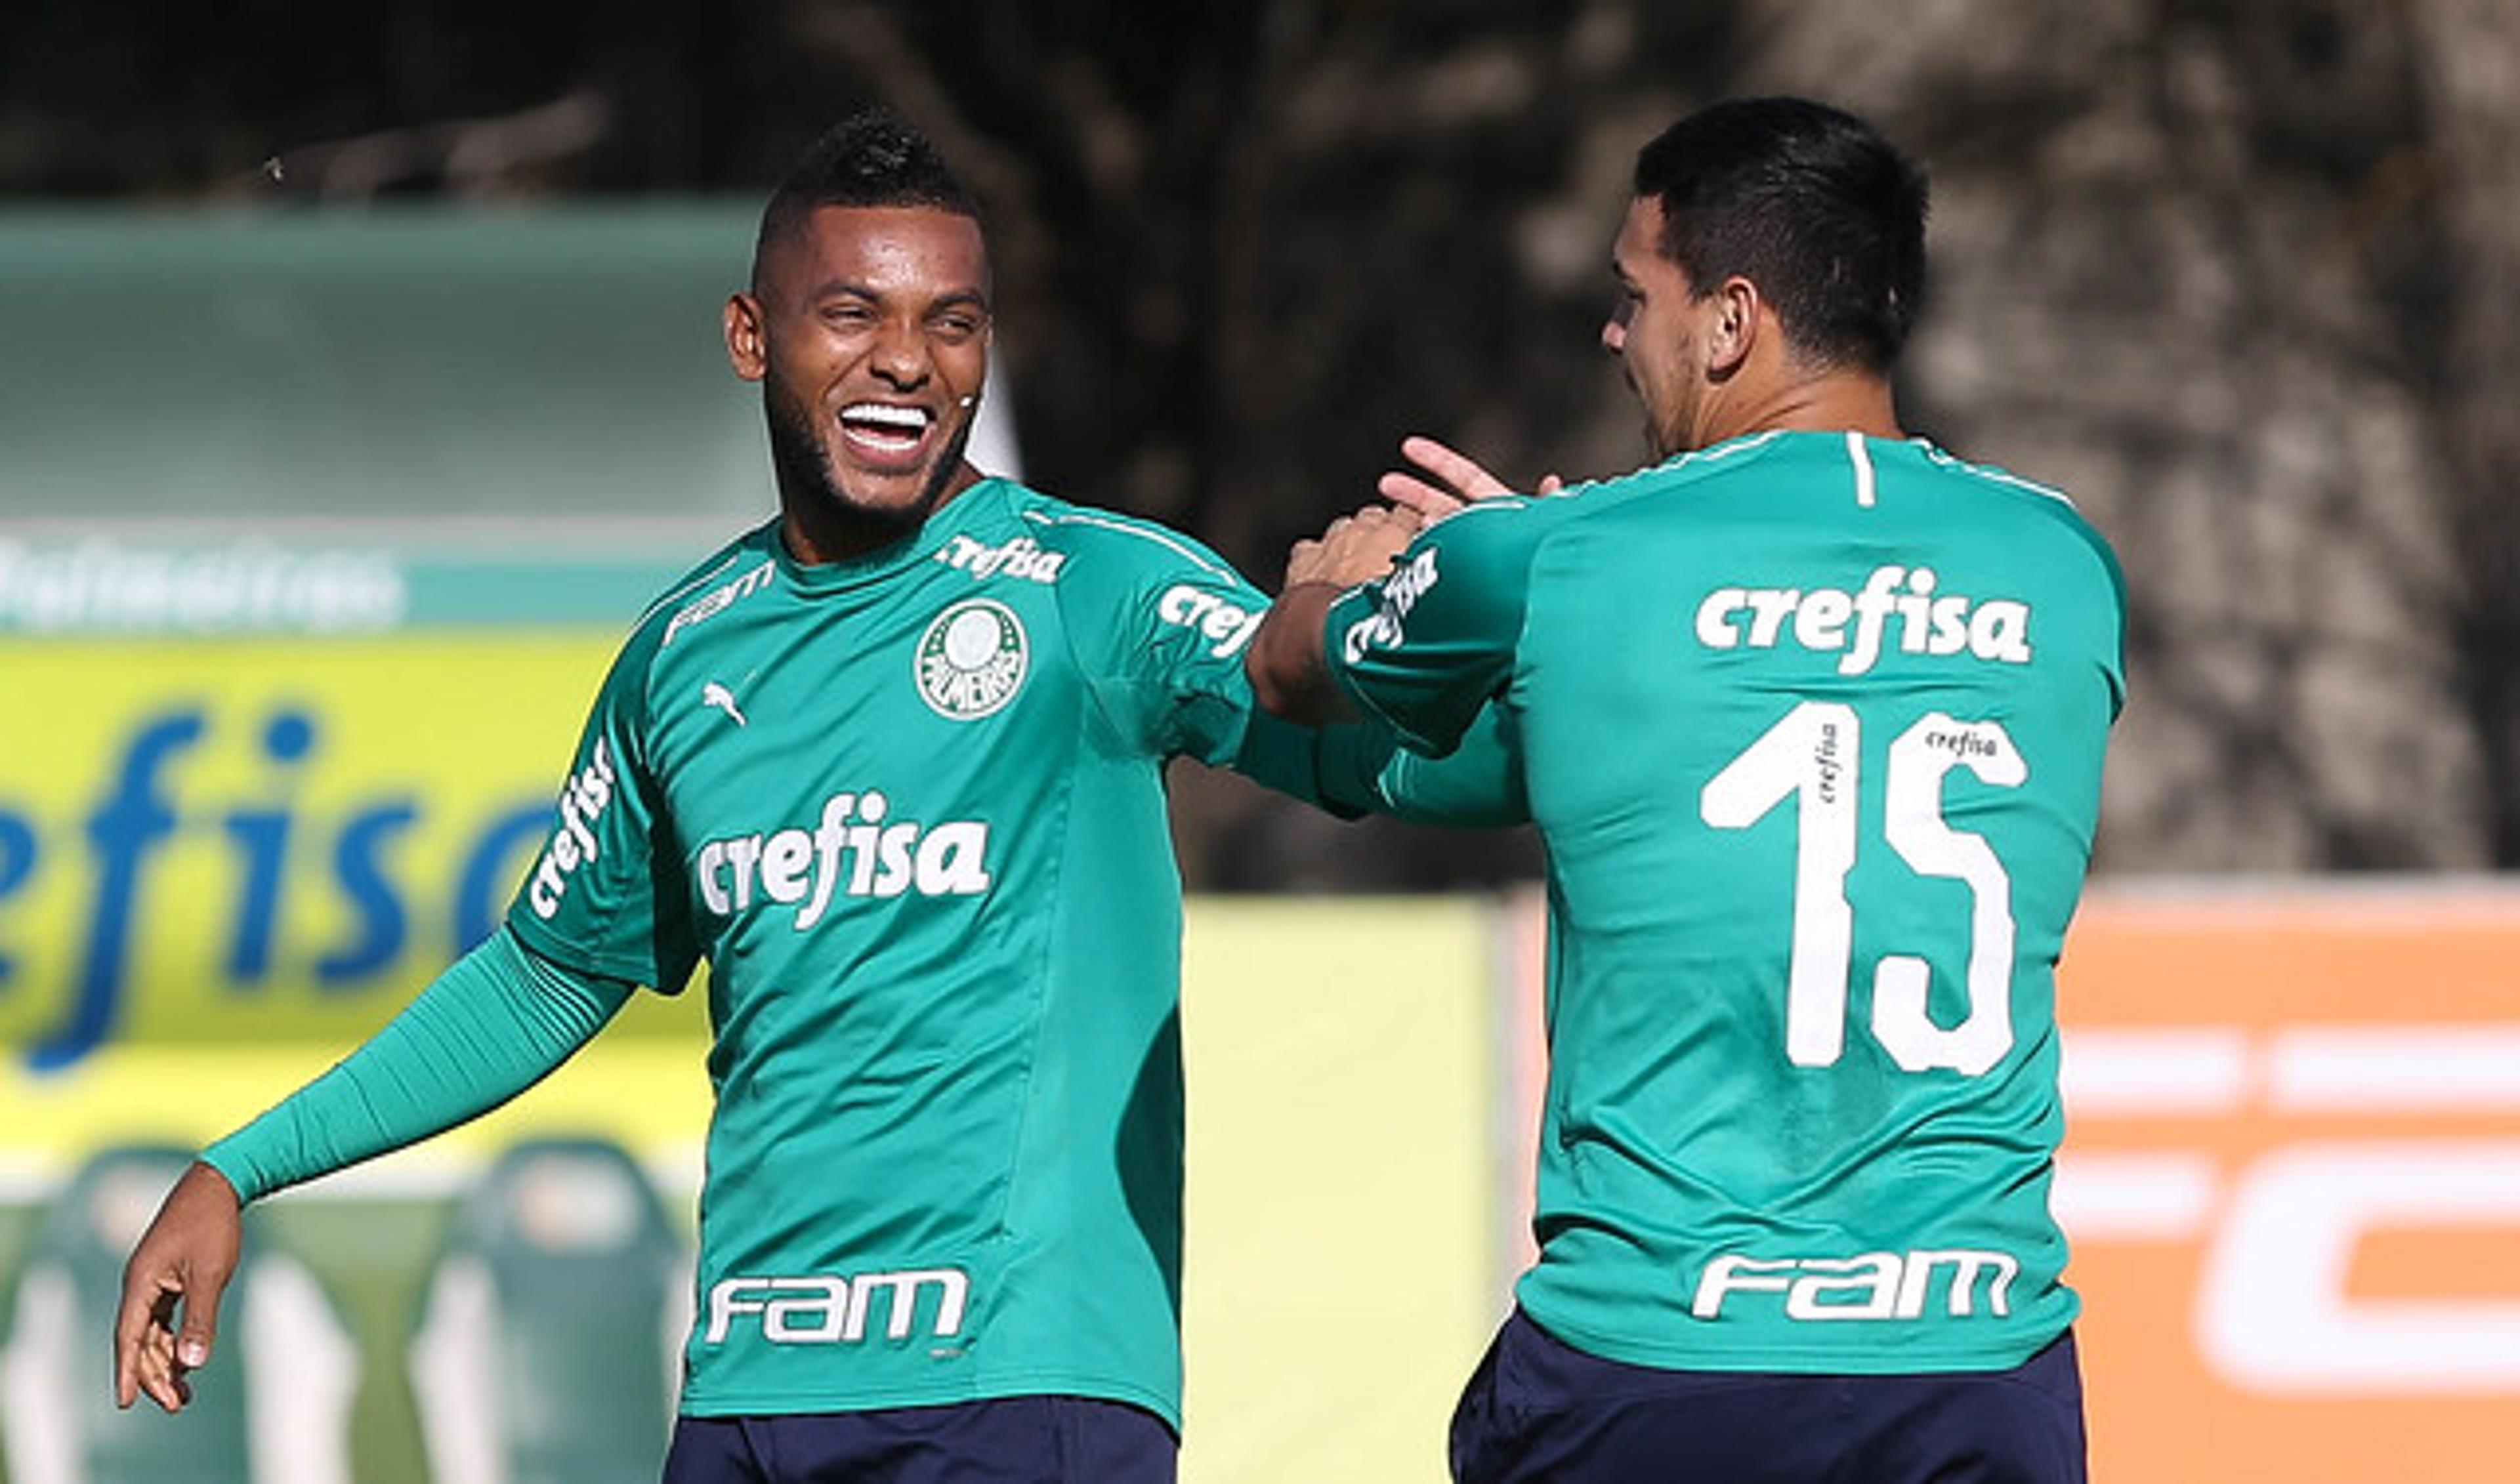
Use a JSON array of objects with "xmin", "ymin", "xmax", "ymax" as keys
[{"xmin": 763, "ymin": 382, "xmax": 978, "ymax": 548}]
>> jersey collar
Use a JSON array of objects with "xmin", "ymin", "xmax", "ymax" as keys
[{"xmin": 770, "ymin": 478, "xmax": 1009, "ymax": 594}]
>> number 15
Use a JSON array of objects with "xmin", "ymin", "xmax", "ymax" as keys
[{"xmin": 1699, "ymin": 703, "xmax": 2026, "ymax": 1077}]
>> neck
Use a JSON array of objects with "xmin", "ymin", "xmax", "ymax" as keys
[
  {"xmin": 779, "ymin": 461, "xmax": 983, "ymax": 565},
  {"xmin": 1696, "ymin": 365, "xmax": 1903, "ymax": 450}
]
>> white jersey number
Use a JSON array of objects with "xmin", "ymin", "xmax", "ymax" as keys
[{"xmin": 1699, "ymin": 703, "xmax": 2026, "ymax": 1076}]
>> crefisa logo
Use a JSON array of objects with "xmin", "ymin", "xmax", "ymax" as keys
[{"xmin": 915, "ymin": 599, "xmax": 1028, "ymax": 720}]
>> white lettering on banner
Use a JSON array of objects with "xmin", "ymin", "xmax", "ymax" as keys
[
  {"xmin": 936, "ymin": 535, "xmax": 1066, "ymax": 584},
  {"xmin": 694, "ymin": 790, "xmax": 991, "ymax": 924},
  {"xmin": 2055, "ymin": 1023, "xmax": 2520, "ymax": 1396},
  {"xmin": 526, "ymin": 739, "xmax": 619, "ymax": 919},
  {"xmin": 1341, "ymin": 549, "xmax": 1440, "ymax": 663},
  {"xmin": 2198, "ymin": 1142, "xmax": 2520, "ymax": 1393},
  {"xmin": 1692, "ymin": 566, "xmax": 2032, "ymax": 675},
  {"xmin": 663, "ymin": 560, "xmax": 776, "ymax": 646},
  {"xmin": 1156, "ymin": 584, "xmax": 1263, "ymax": 658},
  {"xmin": 705, "ymin": 1269, "xmax": 971, "ymax": 1346},
  {"xmin": 1690, "ymin": 1249, "xmax": 2019, "ymax": 1321}
]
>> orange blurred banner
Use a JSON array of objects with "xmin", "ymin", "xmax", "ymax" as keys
[{"xmin": 2055, "ymin": 884, "xmax": 2520, "ymax": 1483}]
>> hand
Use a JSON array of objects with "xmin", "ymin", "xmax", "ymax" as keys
[
  {"xmin": 114, "ymin": 1161, "xmax": 242, "ymax": 1413},
  {"xmin": 1284, "ymin": 503, "xmax": 1423, "ymax": 592},
  {"xmin": 1376, "ymin": 435, "xmax": 1563, "ymax": 520}
]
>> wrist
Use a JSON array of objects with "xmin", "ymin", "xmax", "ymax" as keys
[{"xmin": 193, "ymin": 1148, "xmax": 254, "ymax": 1208}]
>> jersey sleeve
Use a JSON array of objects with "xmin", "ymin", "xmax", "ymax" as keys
[
  {"xmin": 501, "ymin": 631, "xmax": 702, "ymax": 991},
  {"xmin": 1052, "ymin": 516, "xmax": 1278, "ymax": 766},
  {"xmin": 202, "ymin": 928, "xmax": 635, "ymax": 1202},
  {"xmin": 1047, "ymin": 506, "xmax": 1534, "ymax": 822},
  {"xmin": 1374, "ymin": 703, "xmax": 1531, "ymax": 825},
  {"xmin": 1322, "ymin": 503, "xmax": 1543, "ymax": 756}
]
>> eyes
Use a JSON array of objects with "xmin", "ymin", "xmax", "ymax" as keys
[
  {"xmin": 928, "ymin": 309, "xmax": 986, "ymax": 344},
  {"xmin": 814, "ymin": 299, "xmax": 990, "ymax": 344}
]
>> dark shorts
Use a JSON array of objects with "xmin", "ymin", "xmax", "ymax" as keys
[
  {"xmin": 663, "ymin": 1396, "xmax": 1177, "ymax": 1484},
  {"xmin": 1450, "ymin": 1309, "xmax": 2087, "ymax": 1484}
]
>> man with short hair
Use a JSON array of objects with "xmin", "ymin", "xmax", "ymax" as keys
[
  {"xmin": 1253, "ymin": 96, "xmax": 2122, "ymax": 1483},
  {"xmin": 112, "ymin": 111, "xmax": 1486, "ymax": 1484}
]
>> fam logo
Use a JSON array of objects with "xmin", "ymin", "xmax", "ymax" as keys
[
  {"xmin": 915, "ymin": 599, "xmax": 1028, "ymax": 720},
  {"xmin": 1690, "ymin": 1248, "xmax": 2019, "ymax": 1323},
  {"xmin": 706, "ymin": 1267, "xmax": 971, "ymax": 1346}
]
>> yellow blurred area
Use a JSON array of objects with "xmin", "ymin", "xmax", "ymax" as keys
[
  {"xmin": 0, "ymin": 1033, "xmax": 714, "ymax": 1195},
  {"xmin": 0, "ymin": 899, "xmax": 1503, "ymax": 1484},
  {"xmin": 1180, "ymin": 898, "xmax": 1499, "ymax": 1484}
]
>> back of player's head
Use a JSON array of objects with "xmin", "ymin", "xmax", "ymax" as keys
[
  {"xmin": 1633, "ymin": 97, "xmax": 1928, "ymax": 372},
  {"xmin": 753, "ymin": 110, "xmax": 982, "ymax": 289}
]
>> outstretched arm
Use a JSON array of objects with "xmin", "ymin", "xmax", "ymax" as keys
[
  {"xmin": 1246, "ymin": 505, "xmax": 1425, "ymax": 724},
  {"xmin": 113, "ymin": 926, "xmax": 637, "ymax": 1413},
  {"xmin": 1257, "ymin": 435, "xmax": 1551, "ymax": 724}
]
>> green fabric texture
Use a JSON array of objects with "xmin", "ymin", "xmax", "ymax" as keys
[
  {"xmin": 1327, "ymin": 430, "xmax": 2123, "ymax": 1376},
  {"xmin": 201, "ymin": 928, "xmax": 635, "ymax": 1203},
  {"xmin": 499, "ymin": 480, "xmax": 1441, "ymax": 1428}
]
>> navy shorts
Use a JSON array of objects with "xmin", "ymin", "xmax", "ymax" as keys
[
  {"xmin": 663, "ymin": 1395, "xmax": 1176, "ymax": 1484},
  {"xmin": 1450, "ymin": 1309, "xmax": 2086, "ymax": 1484}
]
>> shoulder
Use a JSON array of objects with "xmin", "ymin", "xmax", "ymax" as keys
[
  {"xmin": 1906, "ymin": 443, "xmax": 2126, "ymax": 615},
  {"xmin": 610, "ymin": 522, "xmax": 784, "ymax": 688},
  {"xmin": 1408, "ymin": 484, "xmax": 1607, "ymax": 587},
  {"xmin": 976, "ymin": 485, "xmax": 1268, "ymax": 678},
  {"xmin": 1004, "ymin": 485, "xmax": 1242, "ymax": 583},
  {"xmin": 633, "ymin": 522, "xmax": 782, "ymax": 642},
  {"xmin": 1434, "ymin": 435, "xmax": 1794, "ymax": 547},
  {"xmin": 988, "ymin": 487, "xmax": 1263, "ymax": 643}
]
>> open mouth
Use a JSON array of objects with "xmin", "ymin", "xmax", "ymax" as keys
[{"xmin": 836, "ymin": 402, "xmax": 937, "ymax": 463}]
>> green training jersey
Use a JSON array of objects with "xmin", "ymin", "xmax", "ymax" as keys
[
  {"xmin": 1328, "ymin": 430, "xmax": 2125, "ymax": 1375},
  {"xmin": 504, "ymin": 477, "xmax": 1330, "ymax": 1426}
]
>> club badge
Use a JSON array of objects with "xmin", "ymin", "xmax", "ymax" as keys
[{"xmin": 915, "ymin": 598, "xmax": 1028, "ymax": 720}]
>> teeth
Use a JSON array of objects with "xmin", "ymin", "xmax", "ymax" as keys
[{"xmin": 841, "ymin": 403, "xmax": 932, "ymax": 431}]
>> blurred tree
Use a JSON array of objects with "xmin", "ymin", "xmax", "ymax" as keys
[{"xmin": 3, "ymin": 0, "xmax": 2513, "ymax": 880}]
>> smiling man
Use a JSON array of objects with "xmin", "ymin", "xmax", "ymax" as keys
[{"xmin": 110, "ymin": 112, "xmax": 1479, "ymax": 1484}]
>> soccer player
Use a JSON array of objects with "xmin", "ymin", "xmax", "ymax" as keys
[
  {"xmin": 111, "ymin": 113, "xmax": 1484, "ymax": 1483},
  {"xmin": 1250, "ymin": 98, "xmax": 2124, "ymax": 1484}
]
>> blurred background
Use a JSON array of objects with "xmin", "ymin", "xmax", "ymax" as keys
[{"xmin": 1, "ymin": 1, "xmax": 2514, "ymax": 1480}]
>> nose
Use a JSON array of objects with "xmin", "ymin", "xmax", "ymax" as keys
[
  {"xmin": 1600, "ymin": 316, "xmax": 1626, "ymax": 355},
  {"xmin": 870, "ymin": 316, "xmax": 933, "ymax": 388}
]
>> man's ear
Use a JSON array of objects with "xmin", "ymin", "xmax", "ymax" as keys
[
  {"xmin": 724, "ymin": 292, "xmax": 768, "ymax": 382},
  {"xmin": 1704, "ymin": 276, "xmax": 1762, "ymax": 378}
]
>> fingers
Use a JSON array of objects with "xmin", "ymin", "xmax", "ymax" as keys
[
  {"xmin": 173, "ymin": 1254, "xmax": 230, "ymax": 1376},
  {"xmin": 116, "ymin": 1269, "xmax": 194, "ymax": 1412},
  {"xmin": 112, "ymin": 1269, "xmax": 155, "ymax": 1409},
  {"xmin": 1286, "ymin": 504, "xmax": 1422, "ymax": 591},
  {"xmin": 1377, "ymin": 470, "xmax": 1466, "ymax": 518},
  {"xmin": 113, "ymin": 1162, "xmax": 243, "ymax": 1414},
  {"xmin": 1398, "ymin": 435, "xmax": 1516, "ymax": 500},
  {"xmin": 1327, "ymin": 503, "xmax": 1423, "ymax": 539}
]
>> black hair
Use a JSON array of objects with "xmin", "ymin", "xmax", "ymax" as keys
[
  {"xmin": 1633, "ymin": 97, "xmax": 1928, "ymax": 371},
  {"xmin": 751, "ymin": 110, "xmax": 981, "ymax": 289}
]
